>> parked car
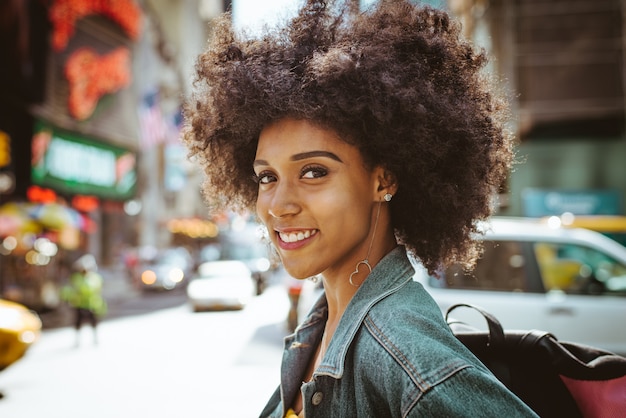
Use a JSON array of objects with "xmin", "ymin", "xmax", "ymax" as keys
[
  {"xmin": 187, "ymin": 260, "xmax": 255, "ymax": 311},
  {"xmin": 197, "ymin": 227, "xmax": 275, "ymax": 295},
  {"xmin": 138, "ymin": 247, "xmax": 194, "ymax": 291},
  {"xmin": 220, "ymin": 240, "xmax": 273, "ymax": 295},
  {"xmin": 413, "ymin": 217, "xmax": 626, "ymax": 355},
  {"xmin": 0, "ymin": 299, "xmax": 42, "ymax": 371}
]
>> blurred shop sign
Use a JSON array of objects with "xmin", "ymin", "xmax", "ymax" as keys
[
  {"xmin": 522, "ymin": 188, "xmax": 622, "ymax": 217},
  {"xmin": 31, "ymin": 120, "xmax": 136, "ymax": 200}
]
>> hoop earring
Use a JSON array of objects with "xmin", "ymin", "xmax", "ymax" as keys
[{"xmin": 349, "ymin": 201, "xmax": 382, "ymax": 287}]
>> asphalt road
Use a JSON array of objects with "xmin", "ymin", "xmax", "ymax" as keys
[{"xmin": 0, "ymin": 284, "xmax": 291, "ymax": 418}]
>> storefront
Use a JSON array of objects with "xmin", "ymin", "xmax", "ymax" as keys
[
  {"xmin": 33, "ymin": 0, "xmax": 142, "ymax": 259},
  {"xmin": 32, "ymin": 118, "xmax": 138, "ymax": 251},
  {"xmin": 0, "ymin": 121, "xmax": 138, "ymax": 311},
  {"xmin": 0, "ymin": 200, "xmax": 86, "ymax": 311},
  {"xmin": 0, "ymin": 0, "xmax": 143, "ymax": 311}
]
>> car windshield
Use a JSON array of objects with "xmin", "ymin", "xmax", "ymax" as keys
[{"xmin": 151, "ymin": 252, "xmax": 184, "ymax": 266}]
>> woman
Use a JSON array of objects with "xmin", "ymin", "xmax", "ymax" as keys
[{"xmin": 183, "ymin": 0, "xmax": 538, "ymax": 416}]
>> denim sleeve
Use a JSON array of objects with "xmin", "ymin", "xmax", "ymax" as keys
[{"xmin": 409, "ymin": 367, "xmax": 540, "ymax": 417}]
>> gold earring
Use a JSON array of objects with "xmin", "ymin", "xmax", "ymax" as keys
[{"xmin": 349, "ymin": 201, "xmax": 381, "ymax": 287}]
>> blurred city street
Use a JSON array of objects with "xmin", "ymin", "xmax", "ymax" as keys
[
  {"xmin": 0, "ymin": 272, "xmax": 291, "ymax": 418},
  {"xmin": 1, "ymin": 0, "xmax": 626, "ymax": 416}
]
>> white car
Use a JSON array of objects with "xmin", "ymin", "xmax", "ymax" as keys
[
  {"xmin": 413, "ymin": 217, "xmax": 626, "ymax": 355},
  {"xmin": 187, "ymin": 260, "xmax": 255, "ymax": 311}
]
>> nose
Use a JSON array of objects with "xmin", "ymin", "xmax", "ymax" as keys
[{"xmin": 264, "ymin": 181, "xmax": 301, "ymax": 219}]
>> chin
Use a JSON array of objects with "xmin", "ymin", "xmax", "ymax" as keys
[
  {"xmin": 282, "ymin": 263, "xmax": 318, "ymax": 280},
  {"xmin": 284, "ymin": 269, "xmax": 312, "ymax": 280}
]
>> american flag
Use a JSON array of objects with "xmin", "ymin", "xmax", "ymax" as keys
[
  {"xmin": 138, "ymin": 91, "xmax": 166, "ymax": 150},
  {"xmin": 163, "ymin": 107, "xmax": 184, "ymax": 145}
]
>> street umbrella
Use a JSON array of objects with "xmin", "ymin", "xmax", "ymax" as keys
[
  {"xmin": 0, "ymin": 202, "xmax": 41, "ymax": 237},
  {"xmin": 29, "ymin": 203, "xmax": 84, "ymax": 231}
]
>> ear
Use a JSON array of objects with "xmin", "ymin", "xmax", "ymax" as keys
[{"xmin": 373, "ymin": 166, "xmax": 398, "ymax": 200}]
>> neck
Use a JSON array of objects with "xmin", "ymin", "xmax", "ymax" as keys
[{"xmin": 322, "ymin": 223, "xmax": 397, "ymax": 332}]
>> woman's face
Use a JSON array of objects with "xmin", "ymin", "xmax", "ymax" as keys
[{"xmin": 254, "ymin": 118, "xmax": 381, "ymax": 281}]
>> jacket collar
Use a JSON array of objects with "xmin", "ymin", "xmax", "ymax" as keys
[{"xmin": 315, "ymin": 245, "xmax": 415, "ymax": 379}]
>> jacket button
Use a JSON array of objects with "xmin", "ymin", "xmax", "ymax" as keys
[{"xmin": 311, "ymin": 391, "xmax": 324, "ymax": 406}]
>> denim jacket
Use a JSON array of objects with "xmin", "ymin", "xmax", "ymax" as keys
[{"xmin": 260, "ymin": 246, "xmax": 538, "ymax": 418}]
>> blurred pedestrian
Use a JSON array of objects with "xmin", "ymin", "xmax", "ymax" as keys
[
  {"xmin": 61, "ymin": 254, "xmax": 107, "ymax": 347},
  {"xmin": 182, "ymin": 0, "xmax": 537, "ymax": 417}
]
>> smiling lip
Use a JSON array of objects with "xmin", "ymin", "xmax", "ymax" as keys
[{"xmin": 276, "ymin": 229, "xmax": 318, "ymax": 250}]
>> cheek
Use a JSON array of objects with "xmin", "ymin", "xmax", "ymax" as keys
[
  {"xmin": 338, "ymin": 175, "xmax": 373, "ymax": 207},
  {"xmin": 318, "ymin": 188, "xmax": 368, "ymax": 226}
]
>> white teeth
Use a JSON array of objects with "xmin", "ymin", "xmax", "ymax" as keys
[{"xmin": 279, "ymin": 230, "xmax": 316, "ymax": 243}]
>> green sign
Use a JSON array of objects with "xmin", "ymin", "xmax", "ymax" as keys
[
  {"xmin": 522, "ymin": 188, "xmax": 622, "ymax": 217},
  {"xmin": 31, "ymin": 121, "xmax": 136, "ymax": 200}
]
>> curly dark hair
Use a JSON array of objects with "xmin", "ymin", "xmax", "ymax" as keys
[{"xmin": 182, "ymin": 0, "xmax": 513, "ymax": 275}]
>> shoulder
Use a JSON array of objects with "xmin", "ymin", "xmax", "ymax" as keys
[
  {"xmin": 369, "ymin": 278, "xmax": 443, "ymax": 327},
  {"xmin": 365, "ymin": 279, "xmax": 462, "ymax": 354},
  {"xmin": 353, "ymin": 279, "xmax": 490, "ymax": 388},
  {"xmin": 350, "ymin": 282, "xmax": 536, "ymax": 415}
]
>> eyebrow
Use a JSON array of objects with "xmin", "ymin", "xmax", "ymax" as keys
[{"xmin": 253, "ymin": 150, "xmax": 343, "ymax": 167}]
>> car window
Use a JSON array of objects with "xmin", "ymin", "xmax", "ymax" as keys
[
  {"xmin": 430, "ymin": 240, "xmax": 529, "ymax": 292},
  {"xmin": 160, "ymin": 251, "xmax": 188, "ymax": 266},
  {"xmin": 533, "ymin": 242, "xmax": 626, "ymax": 296}
]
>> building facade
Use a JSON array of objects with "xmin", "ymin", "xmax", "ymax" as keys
[
  {"xmin": 0, "ymin": 0, "xmax": 222, "ymax": 310},
  {"xmin": 450, "ymin": 0, "xmax": 626, "ymax": 217}
]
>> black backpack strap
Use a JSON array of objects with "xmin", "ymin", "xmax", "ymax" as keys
[
  {"xmin": 445, "ymin": 303, "xmax": 511, "ymax": 385},
  {"xmin": 445, "ymin": 303, "xmax": 505, "ymax": 348}
]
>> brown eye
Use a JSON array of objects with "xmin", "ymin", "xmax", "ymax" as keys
[
  {"xmin": 254, "ymin": 171, "xmax": 276, "ymax": 184},
  {"xmin": 301, "ymin": 165, "xmax": 327, "ymax": 179}
]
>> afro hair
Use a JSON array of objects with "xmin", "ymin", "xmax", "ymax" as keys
[{"xmin": 182, "ymin": 0, "xmax": 514, "ymax": 275}]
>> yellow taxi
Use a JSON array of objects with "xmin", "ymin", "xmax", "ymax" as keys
[
  {"xmin": 0, "ymin": 298, "xmax": 42, "ymax": 371},
  {"xmin": 540, "ymin": 213, "xmax": 626, "ymax": 248},
  {"xmin": 553, "ymin": 214, "xmax": 626, "ymax": 247}
]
